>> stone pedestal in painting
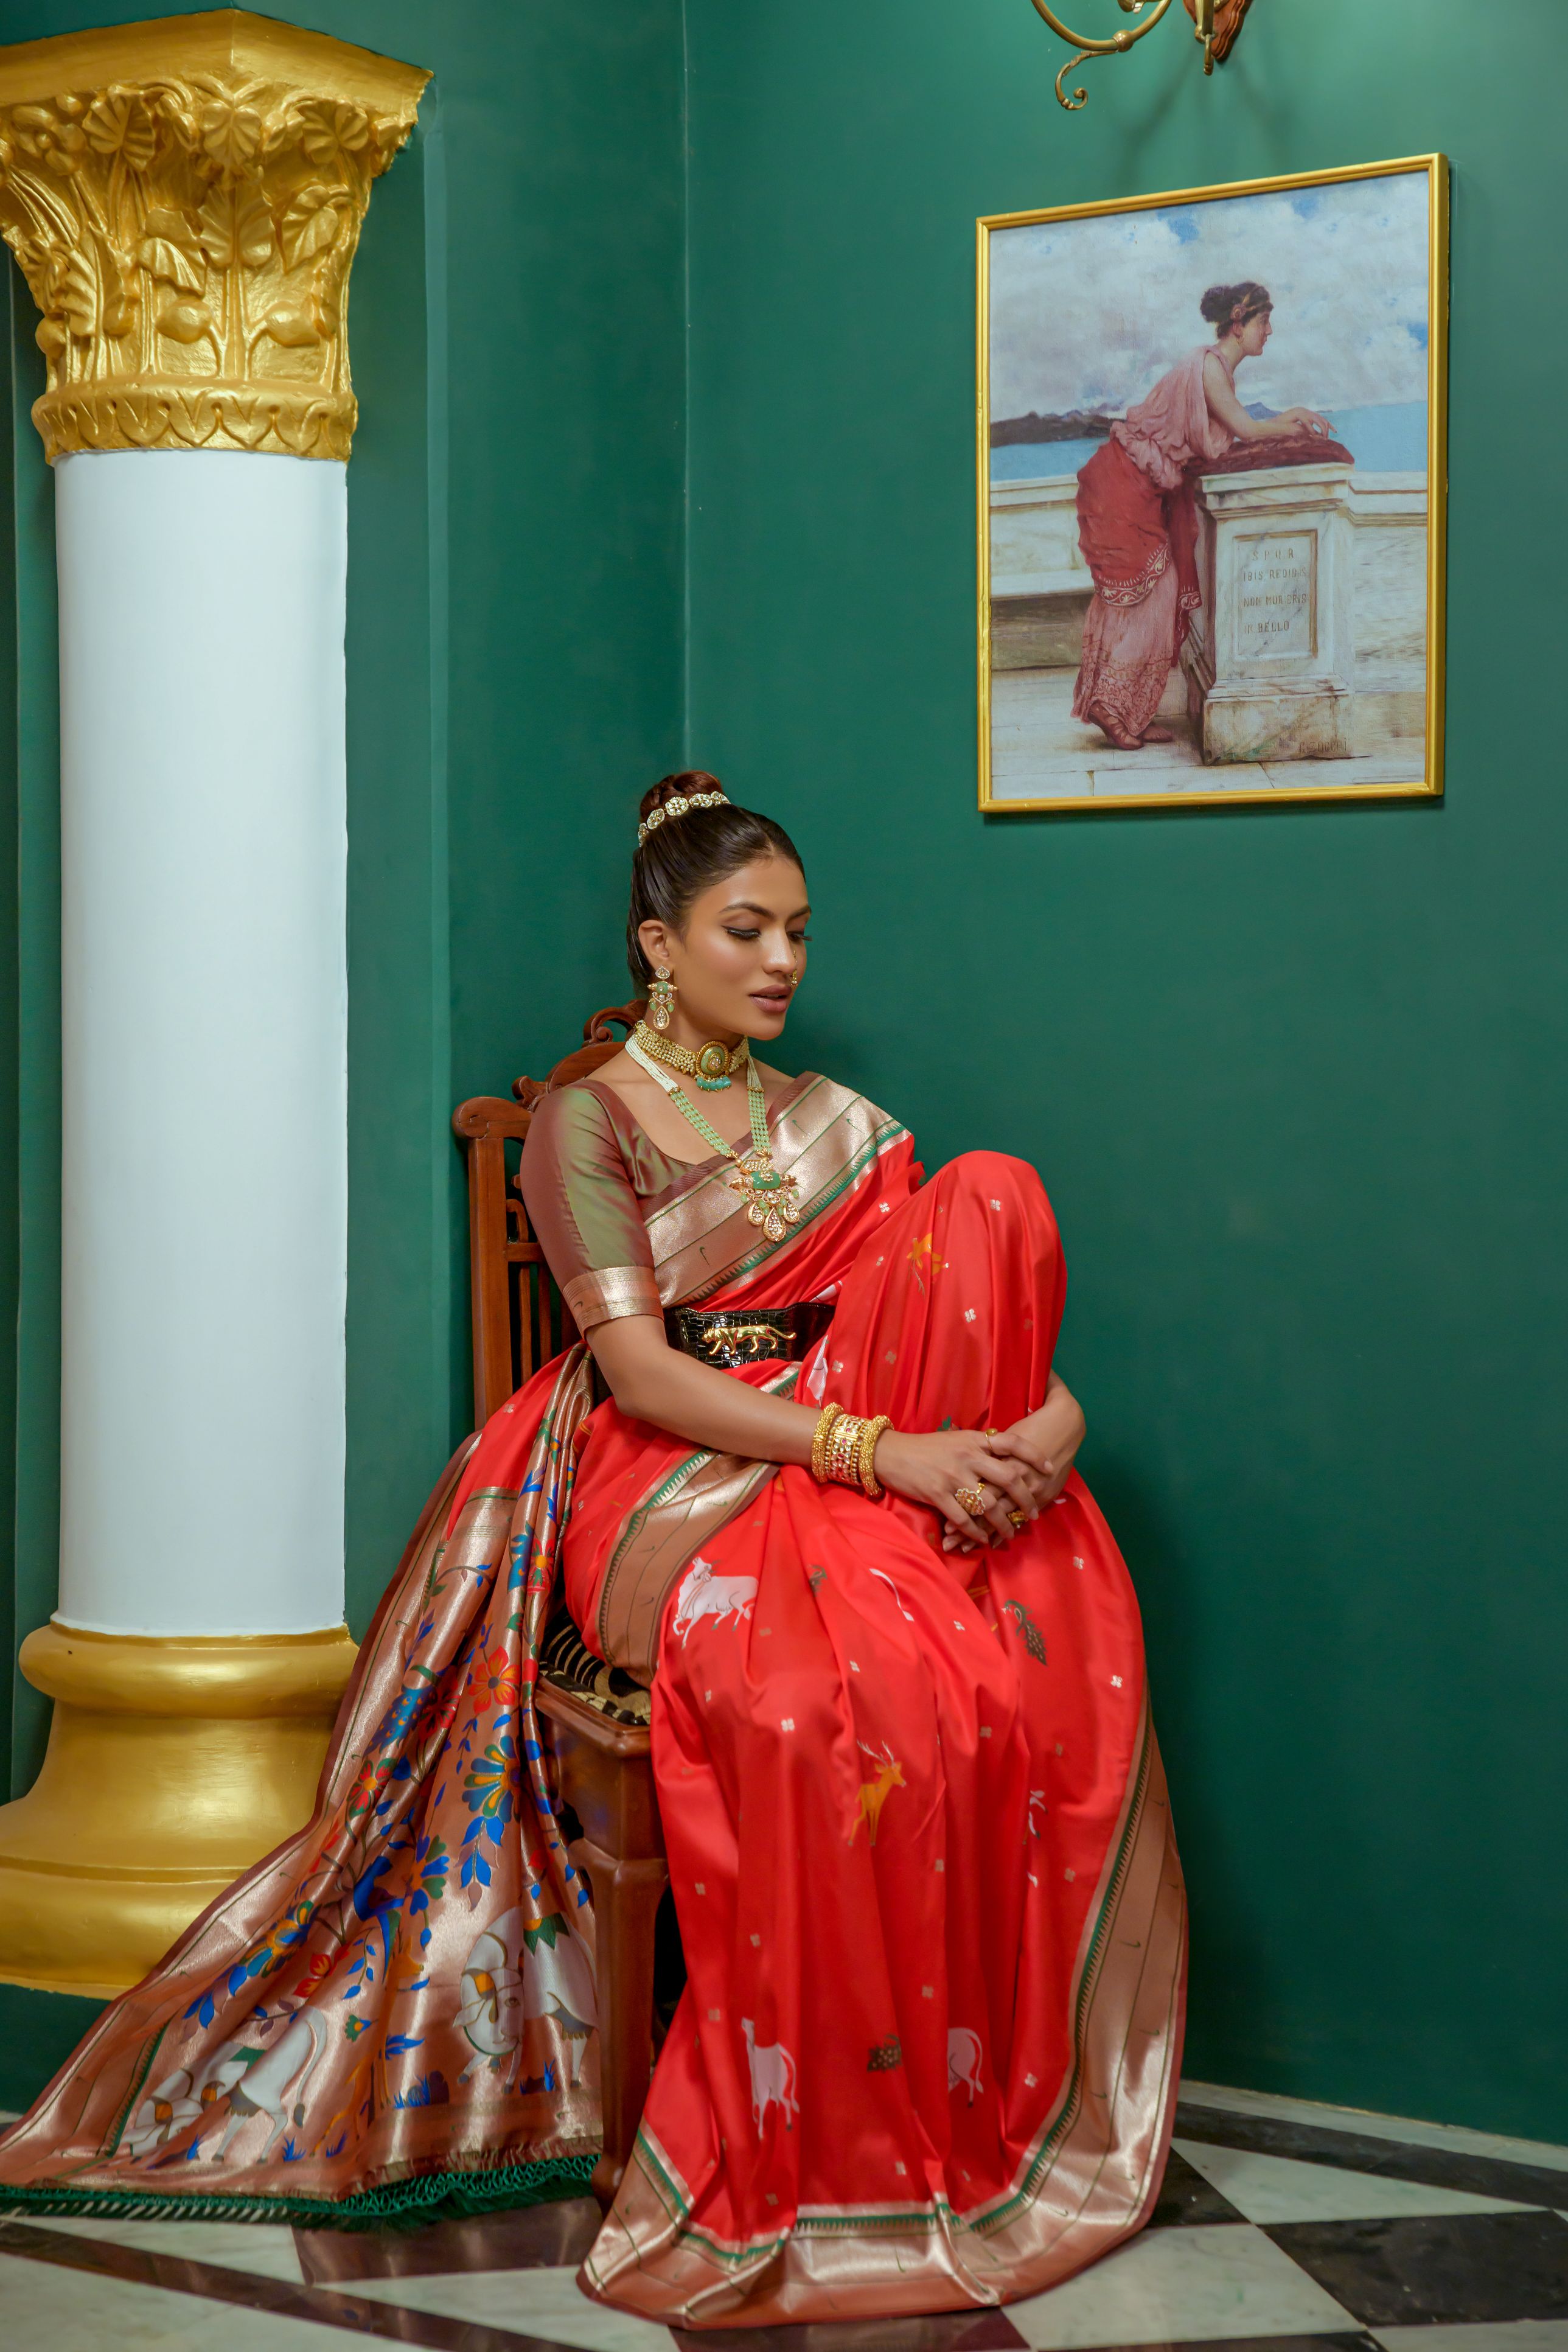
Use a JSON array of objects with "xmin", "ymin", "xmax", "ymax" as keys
[{"xmin": 1186, "ymin": 462, "xmax": 1356, "ymax": 764}]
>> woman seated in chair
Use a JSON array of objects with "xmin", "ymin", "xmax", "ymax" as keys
[{"xmin": 0, "ymin": 774, "xmax": 1184, "ymax": 2331}]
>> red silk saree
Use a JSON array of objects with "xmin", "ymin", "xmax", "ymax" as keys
[{"xmin": 0, "ymin": 1070, "xmax": 1185, "ymax": 2329}]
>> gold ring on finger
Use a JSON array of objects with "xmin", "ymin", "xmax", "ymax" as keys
[
  {"xmin": 953, "ymin": 1484, "xmax": 989, "ymax": 1515},
  {"xmin": 1007, "ymin": 1509, "xmax": 1027, "ymax": 1529}
]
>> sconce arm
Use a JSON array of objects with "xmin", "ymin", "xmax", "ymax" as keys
[{"xmin": 1025, "ymin": 0, "xmax": 1180, "ymax": 107}]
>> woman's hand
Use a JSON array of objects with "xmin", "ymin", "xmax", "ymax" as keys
[
  {"xmin": 873, "ymin": 1426, "xmax": 1036, "ymax": 1551},
  {"xmin": 1284, "ymin": 405, "xmax": 1331, "ymax": 436},
  {"xmin": 984, "ymin": 1375, "xmax": 1086, "ymax": 1518}
]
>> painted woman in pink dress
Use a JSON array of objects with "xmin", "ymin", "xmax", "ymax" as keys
[{"xmin": 1072, "ymin": 279, "xmax": 1331, "ymax": 751}]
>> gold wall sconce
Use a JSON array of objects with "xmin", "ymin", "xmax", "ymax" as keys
[{"xmin": 1028, "ymin": 0, "xmax": 1255, "ymax": 110}]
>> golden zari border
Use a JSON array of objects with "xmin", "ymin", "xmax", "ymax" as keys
[
  {"xmin": 594, "ymin": 1366, "xmax": 801, "ymax": 1677},
  {"xmin": 647, "ymin": 1077, "xmax": 907, "ymax": 1308},
  {"xmin": 561, "ymin": 1264, "xmax": 661, "ymax": 1333},
  {"xmin": 975, "ymin": 153, "xmax": 1449, "ymax": 815},
  {"xmin": 584, "ymin": 1705, "xmax": 1185, "ymax": 2327}
]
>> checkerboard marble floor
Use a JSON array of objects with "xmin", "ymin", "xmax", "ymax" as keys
[{"xmin": 2, "ymin": 2081, "xmax": 1566, "ymax": 2352}]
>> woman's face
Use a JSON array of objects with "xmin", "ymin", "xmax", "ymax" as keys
[
  {"xmin": 640, "ymin": 855, "xmax": 810, "ymax": 1044},
  {"xmin": 1237, "ymin": 307, "xmax": 1272, "ymax": 358}
]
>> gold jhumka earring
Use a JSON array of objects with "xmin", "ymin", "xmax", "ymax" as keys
[{"xmin": 647, "ymin": 966, "xmax": 676, "ymax": 1031}]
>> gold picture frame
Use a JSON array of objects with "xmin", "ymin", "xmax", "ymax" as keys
[{"xmin": 977, "ymin": 155, "xmax": 1448, "ymax": 814}]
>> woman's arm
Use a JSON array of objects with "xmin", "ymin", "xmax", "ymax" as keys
[
  {"xmin": 1202, "ymin": 352, "xmax": 1329, "ymax": 441},
  {"xmin": 988, "ymin": 1372, "xmax": 1086, "ymax": 1509},
  {"xmin": 587, "ymin": 1315, "xmax": 1039, "ymax": 1546}
]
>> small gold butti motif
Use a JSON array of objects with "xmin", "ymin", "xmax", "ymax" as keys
[{"xmin": 0, "ymin": 15, "xmax": 428, "ymax": 462}]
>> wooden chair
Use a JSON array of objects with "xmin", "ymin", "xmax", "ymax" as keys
[{"xmin": 452, "ymin": 1000, "xmax": 667, "ymax": 2212}]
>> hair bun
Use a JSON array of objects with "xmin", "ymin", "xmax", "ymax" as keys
[
  {"xmin": 1200, "ymin": 279, "xmax": 1272, "ymax": 331},
  {"xmin": 639, "ymin": 770, "xmax": 726, "ymax": 824}
]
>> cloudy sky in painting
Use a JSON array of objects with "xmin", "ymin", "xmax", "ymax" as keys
[{"xmin": 989, "ymin": 172, "xmax": 1430, "ymax": 420}]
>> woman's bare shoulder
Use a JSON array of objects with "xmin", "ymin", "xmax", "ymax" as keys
[{"xmin": 584, "ymin": 1046, "xmax": 655, "ymax": 1115}]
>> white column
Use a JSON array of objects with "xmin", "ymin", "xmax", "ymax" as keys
[
  {"xmin": 0, "ymin": 13, "xmax": 427, "ymax": 1995},
  {"xmin": 56, "ymin": 449, "xmax": 347, "ymax": 1637}
]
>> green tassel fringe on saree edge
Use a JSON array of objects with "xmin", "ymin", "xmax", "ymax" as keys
[{"xmin": 0, "ymin": 2151, "xmax": 596, "ymax": 2231}]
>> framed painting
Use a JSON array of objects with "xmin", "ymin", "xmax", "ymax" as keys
[{"xmin": 977, "ymin": 156, "xmax": 1448, "ymax": 813}]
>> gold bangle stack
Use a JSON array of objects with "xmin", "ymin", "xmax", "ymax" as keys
[
  {"xmin": 810, "ymin": 1401, "xmax": 845, "ymax": 1483},
  {"xmin": 824, "ymin": 1410, "xmax": 865, "ymax": 1487},
  {"xmin": 810, "ymin": 1403, "xmax": 893, "ymax": 1498}
]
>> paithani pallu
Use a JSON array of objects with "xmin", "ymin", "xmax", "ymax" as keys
[{"xmin": 0, "ymin": 1071, "xmax": 1186, "ymax": 2329}]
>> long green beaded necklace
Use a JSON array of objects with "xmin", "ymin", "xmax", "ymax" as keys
[{"xmin": 625, "ymin": 1031, "xmax": 801, "ymax": 1243}]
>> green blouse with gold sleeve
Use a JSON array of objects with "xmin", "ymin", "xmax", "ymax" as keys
[{"xmin": 518, "ymin": 1083, "xmax": 663, "ymax": 1333}]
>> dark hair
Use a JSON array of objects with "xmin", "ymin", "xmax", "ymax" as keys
[
  {"xmin": 1200, "ymin": 279, "xmax": 1272, "ymax": 336},
  {"xmin": 626, "ymin": 772, "xmax": 805, "ymax": 986}
]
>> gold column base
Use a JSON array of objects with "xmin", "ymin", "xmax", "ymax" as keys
[{"xmin": 0, "ymin": 1621, "xmax": 357, "ymax": 1999}]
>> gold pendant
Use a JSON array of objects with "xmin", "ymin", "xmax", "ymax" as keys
[{"xmin": 728, "ymin": 1154, "xmax": 800, "ymax": 1243}]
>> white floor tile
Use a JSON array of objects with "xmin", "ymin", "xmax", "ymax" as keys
[
  {"xmin": 26, "ymin": 2212, "xmax": 304, "ymax": 2283},
  {"xmin": 1008, "ymin": 2221, "xmax": 1354, "ymax": 2349},
  {"xmin": 0, "ymin": 2249, "xmax": 355, "ymax": 2352},
  {"xmin": 1375, "ymin": 2330, "xmax": 1568, "ymax": 2352},
  {"xmin": 1182, "ymin": 2079, "xmax": 1568, "ymax": 2176},
  {"xmin": 1173, "ymin": 2138, "xmax": 1534, "ymax": 2225},
  {"xmin": 338, "ymin": 2260, "xmax": 674, "ymax": 2350}
]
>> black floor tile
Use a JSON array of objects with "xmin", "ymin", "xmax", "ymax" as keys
[
  {"xmin": 1267, "ymin": 2208, "xmax": 1568, "ymax": 2325},
  {"xmin": 1146, "ymin": 2145, "xmax": 1248, "ymax": 2228},
  {"xmin": 294, "ymin": 2195, "xmax": 601, "ymax": 2283},
  {"xmin": 1177, "ymin": 2098, "xmax": 1568, "ymax": 2210},
  {"xmin": 674, "ymin": 2308, "xmax": 1028, "ymax": 2351}
]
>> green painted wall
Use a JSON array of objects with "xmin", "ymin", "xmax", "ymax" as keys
[
  {"xmin": 338, "ymin": 1, "xmax": 686, "ymax": 1628},
  {"xmin": 1, "ymin": 283, "xmax": 60, "ymax": 1801},
  {"xmin": 681, "ymin": 0, "xmax": 1568, "ymax": 2143}
]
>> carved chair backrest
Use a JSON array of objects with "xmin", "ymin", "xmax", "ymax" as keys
[{"xmin": 451, "ymin": 1000, "xmax": 645, "ymax": 1426}]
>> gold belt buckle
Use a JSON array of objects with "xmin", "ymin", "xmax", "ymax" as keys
[{"xmin": 699, "ymin": 1317, "xmax": 792, "ymax": 1362}]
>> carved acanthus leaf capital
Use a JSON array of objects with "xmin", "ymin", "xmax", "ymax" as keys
[{"xmin": 0, "ymin": 10, "xmax": 428, "ymax": 461}]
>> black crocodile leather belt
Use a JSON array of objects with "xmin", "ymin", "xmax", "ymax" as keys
[{"xmin": 664, "ymin": 1302, "xmax": 835, "ymax": 1368}]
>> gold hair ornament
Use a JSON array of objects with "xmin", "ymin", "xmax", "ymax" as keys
[{"xmin": 637, "ymin": 789, "xmax": 730, "ymax": 845}]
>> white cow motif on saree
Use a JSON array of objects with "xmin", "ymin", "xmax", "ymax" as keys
[{"xmin": 671, "ymin": 1556, "xmax": 758, "ymax": 1645}]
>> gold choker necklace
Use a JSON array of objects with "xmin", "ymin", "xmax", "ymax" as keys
[{"xmin": 632, "ymin": 1019, "xmax": 749, "ymax": 1093}]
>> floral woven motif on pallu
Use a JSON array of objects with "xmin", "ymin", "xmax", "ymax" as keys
[{"xmin": 0, "ymin": 1360, "xmax": 605, "ymax": 2223}]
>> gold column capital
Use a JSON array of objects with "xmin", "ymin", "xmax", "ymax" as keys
[{"xmin": 0, "ymin": 9, "xmax": 428, "ymax": 462}]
